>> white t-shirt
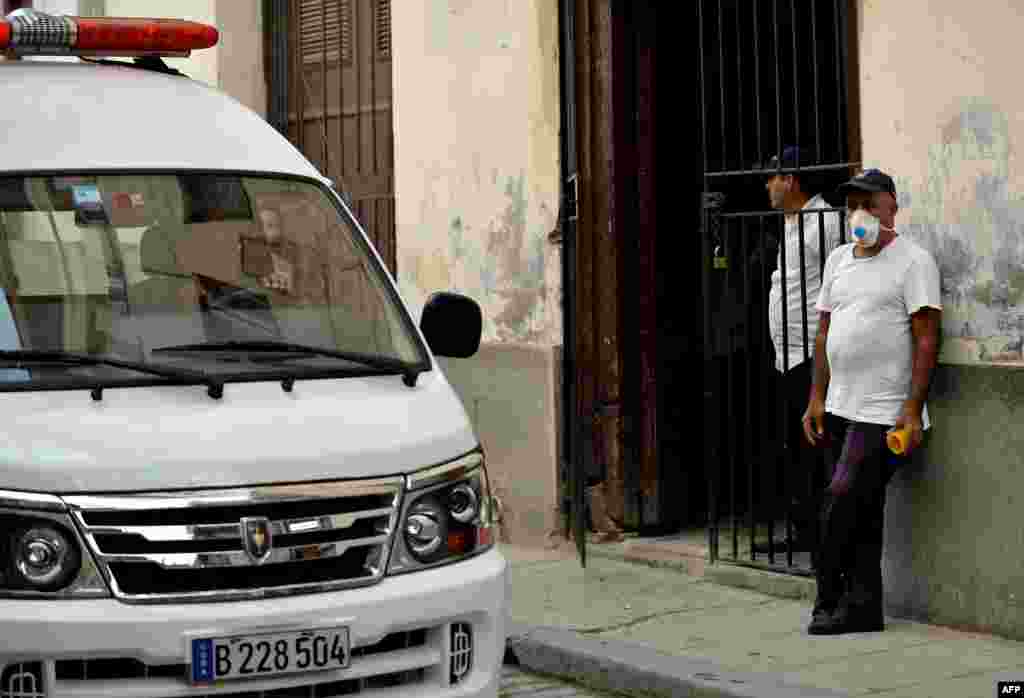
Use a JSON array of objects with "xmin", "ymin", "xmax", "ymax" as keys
[
  {"xmin": 816, "ymin": 235, "xmax": 942, "ymax": 426},
  {"xmin": 768, "ymin": 194, "xmax": 842, "ymax": 372}
]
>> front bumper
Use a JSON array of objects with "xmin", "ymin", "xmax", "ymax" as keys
[{"xmin": 0, "ymin": 548, "xmax": 507, "ymax": 698}]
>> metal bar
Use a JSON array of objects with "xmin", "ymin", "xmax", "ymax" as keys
[
  {"xmin": 337, "ymin": 0, "xmax": 346, "ymax": 181},
  {"xmin": 775, "ymin": 205, "xmax": 789, "ymax": 565},
  {"xmin": 372, "ymin": 0, "xmax": 378, "ymax": 176},
  {"xmin": 741, "ymin": 217, "xmax": 752, "ymax": 560},
  {"xmin": 810, "ymin": 0, "xmax": 822, "ymax": 162},
  {"xmin": 704, "ymin": 161, "xmax": 862, "ymax": 177},
  {"xmin": 100, "ymin": 535, "xmax": 389, "ymax": 569},
  {"xmin": 66, "ymin": 479, "xmax": 400, "ymax": 511},
  {"xmin": 698, "ymin": 0, "xmax": 709, "ymax": 174},
  {"xmin": 735, "ymin": 1, "xmax": 744, "ymax": 169},
  {"xmin": 752, "ymin": 0, "xmax": 763, "ymax": 165},
  {"xmin": 798, "ymin": 213, "xmax": 810, "ymax": 376},
  {"xmin": 779, "ymin": 218, "xmax": 790, "ymax": 375},
  {"xmin": 87, "ymin": 509, "xmax": 394, "ymax": 542},
  {"xmin": 296, "ymin": 0, "xmax": 306, "ymax": 154},
  {"xmin": 720, "ymin": 206, "xmax": 847, "ymax": 219},
  {"xmin": 790, "ymin": 0, "xmax": 800, "ymax": 166},
  {"xmin": 282, "ymin": 0, "xmax": 291, "ymax": 138},
  {"xmin": 726, "ymin": 225, "xmax": 736, "ymax": 561},
  {"xmin": 718, "ymin": 0, "xmax": 727, "ymax": 171},
  {"xmin": 786, "ymin": 216, "xmax": 802, "ymax": 569},
  {"xmin": 726, "ymin": 219, "xmax": 737, "ymax": 559},
  {"xmin": 355, "ymin": 0, "xmax": 362, "ymax": 175},
  {"xmin": 755, "ymin": 216, "xmax": 769, "ymax": 560},
  {"xmin": 835, "ymin": 0, "xmax": 843, "ymax": 161},
  {"xmin": 773, "ymin": 0, "xmax": 782, "ymax": 160},
  {"xmin": 321, "ymin": 0, "xmax": 328, "ymax": 174},
  {"xmin": 793, "ymin": 211, "xmax": 810, "ymax": 571}
]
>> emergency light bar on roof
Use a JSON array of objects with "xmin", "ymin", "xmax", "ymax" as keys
[{"xmin": 0, "ymin": 9, "xmax": 218, "ymax": 58}]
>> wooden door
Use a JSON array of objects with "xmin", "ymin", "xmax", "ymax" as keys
[{"xmin": 287, "ymin": 0, "xmax": 396, "ymax": 275}]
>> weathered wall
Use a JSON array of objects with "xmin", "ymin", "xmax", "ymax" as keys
[
  {"xmin": 858, "ymin": 0, "xmax": 1024, "ymax": 365},
  {"xmin": 859, "ymin": 0, "xmax": 1024, "ymax": 638},
  {"xmin": 885, "ymin": 365, "xmax": 1024, "ymax": 639},
  {"xmin": 439, "ymin": 345, "xmax": 560, "ymax": 549},
  {"xmin": 213, "ymin": 0, "xmax": 266, "ymax": 118},
  {"xmin": 81, "ymin": 0, "xmax": 265, "ymax": 116},
  {"xmin": 392, "ymin": 1, "xmax": 563, "ymax": 548},
  {"xmin": 391, "ymin": 0, "xmax": 561, "ymax": 344}
]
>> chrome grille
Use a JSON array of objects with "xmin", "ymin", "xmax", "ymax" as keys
[{"xmin": 65, "ymin": 478, "xmax": 403, "ymax": 603}]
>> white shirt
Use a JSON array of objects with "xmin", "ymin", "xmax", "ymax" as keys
[
  {"xmin": 768, "ymin": 194, "xmax": 842, "ymax": 372},
  {"xmin": 816, "ymin": 235, "xmax": 942, "ymax": 426}
]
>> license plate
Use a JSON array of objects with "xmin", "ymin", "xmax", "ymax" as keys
[{"xmin": 190, "ymin": 626, "xmax": 350, "ymax": 684}]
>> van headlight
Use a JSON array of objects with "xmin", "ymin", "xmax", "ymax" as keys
[
  {"xmin": 388, "ymin": 451, "xmax": 495, "ymax": 574},
  {"xmin": 0, "ymin": 493, "xmax": 110, "ymax": 598},
  {"xmin": 13, "ymin": 524, "xmax": 80, "ymax": 588}
]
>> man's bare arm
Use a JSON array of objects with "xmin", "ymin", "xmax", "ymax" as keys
[
  {"xmin": 904, "ymin": 307, "xmax": 942, "ymax": 415},
  {"xmin": 895, "ymin": 307, "xmax": 942, "ymax": 453},
  {"xmin": 812, "ymin": 312, "xmax": 831, "ymax": 402}
]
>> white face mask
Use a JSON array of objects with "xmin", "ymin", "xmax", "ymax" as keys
[{"xmin": 848, "ymin": 209, "xmax": 891, "ymax": 248}]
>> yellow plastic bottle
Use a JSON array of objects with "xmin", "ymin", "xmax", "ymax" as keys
[{"xmin": 886, "ymin": 426, "xmax": 911, "ymax": 455}]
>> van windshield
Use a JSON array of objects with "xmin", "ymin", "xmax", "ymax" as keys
[{"xmin": 0, "ymin": 174, "xmax": 427, "ymax": 389}]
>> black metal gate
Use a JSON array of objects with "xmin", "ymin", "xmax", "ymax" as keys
[{"xmin": 697, "ymin": 0, "xmax": 859, "ymax": 574}]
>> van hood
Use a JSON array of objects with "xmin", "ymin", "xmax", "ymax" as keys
[{"xmin": 0, "ymin": 370, "xmax": 478, "ymax": 493}]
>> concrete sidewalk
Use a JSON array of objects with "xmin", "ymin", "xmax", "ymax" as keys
[{"xmin": 502, "ymin": 543, "xmax": 1024, "ymax": 698}]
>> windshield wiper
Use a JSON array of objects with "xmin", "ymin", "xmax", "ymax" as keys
[
  {"xmin": 0, "ymin": 350, "xmax": 224, "ymax": 400},
  {"xmin": 151, "ymin": 340, "xmax": 424, "ymax": 388}
]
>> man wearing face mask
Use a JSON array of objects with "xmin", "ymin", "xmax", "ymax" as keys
[
  {"xmin": 755, "ymin": 146, "xmax": 842, "ymax": 557},
  {"xmin": 803, "ymin": 169, "xmax": 942, "ymax": 634}
]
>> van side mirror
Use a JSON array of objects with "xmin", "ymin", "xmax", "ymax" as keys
[{"xmin": 420, "ymin": 292, "xmax": 482, "ymax": 358}]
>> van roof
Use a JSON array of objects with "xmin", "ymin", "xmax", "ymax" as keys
[{"xmin": 0, "ymin": 61, "xmax": 323, "ymax": 180}]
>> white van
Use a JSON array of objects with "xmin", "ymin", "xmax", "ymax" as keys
[{"xmin": 0, "ymin": 10, "xmax": 506, "ymax": 698}]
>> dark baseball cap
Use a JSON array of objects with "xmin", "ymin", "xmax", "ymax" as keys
[
  {"xmin": 832, "ymin": 168, "xmax": 897, "ymax": 200},
  {"xmin": 759, "ymin": 145, "xmax": 808, "ymax": 174}
]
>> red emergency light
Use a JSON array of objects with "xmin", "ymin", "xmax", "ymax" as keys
[{"xmin": 0, "ymin": 9, "xmax": 218, "ymax": 57}]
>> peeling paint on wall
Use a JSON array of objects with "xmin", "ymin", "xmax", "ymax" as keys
[
  {"xmin": 859, "ymin": 0, "xmax": 1024, "ymax": 368},
  {"xmin": 393, "ymin": 0, "xmax": 561, "ymax": 346},
  {"xmin": 890, "ymin": 98, "xmax": 1024, "ymax": 365}
]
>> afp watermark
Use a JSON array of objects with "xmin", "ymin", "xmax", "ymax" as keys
[{"xmin": 999, "ymin": 681, "xmax": 1023, "ymax": 695}]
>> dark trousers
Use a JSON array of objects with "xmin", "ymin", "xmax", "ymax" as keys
[
  {"xmin": 777, "ymin": 361, "xmax": 827, "ymax": 547},
  {"xmin": 814, "ymin": 413, "xmax": 907, "ymax": 613}
]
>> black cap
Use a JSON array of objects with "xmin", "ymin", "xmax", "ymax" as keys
[
  {"xmin": 832, "ymin": 168, "xmax": 897, "ymax": 201},
  {"xmin": 760, "ymin": 145, "xmax": 808, "ymax": 174}
]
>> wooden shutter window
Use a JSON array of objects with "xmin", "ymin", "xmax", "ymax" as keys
[
  {"xmin": 375, "ymin": 0, "xmax": 391, "ymax": 61},
  {"xmin": 300, "ymin": 0, "xmax": 352, "ymax": 65}
]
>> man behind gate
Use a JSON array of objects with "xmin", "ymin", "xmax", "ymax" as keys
[{"xmin": 760, "ymin": 146, "xmax": 842, "ymax": 556}]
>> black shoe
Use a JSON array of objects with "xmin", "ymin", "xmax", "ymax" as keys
[
  {"xmin": 807, "ymin": 608, "xmax": 837, "ymax": 635},
  {"xmin": 807, "ymin": 607, "xmax": 884, "ymax": 635}
]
